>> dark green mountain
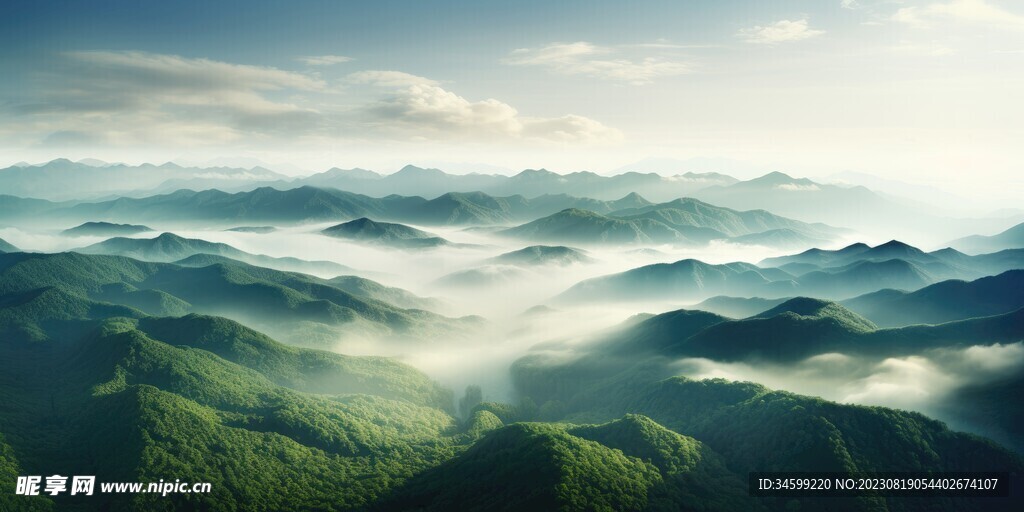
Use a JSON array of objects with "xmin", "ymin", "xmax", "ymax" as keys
[
  {"xmin": 321, "ymin": 218, "xmax": 449, "ymax": 248},
  {"xmin": 760, "ymin": 242, "xmax": 871, "ymax": 267},
  {"xmin": 692, "ymin": 296, "xmax": 788, "ymax": 318},
  {"xmin": 795, "ymin": 258, "xmax": 935, "ymax": 297},
  {"xmin": 22, "ymin": 186, "xmax": 676, "ymax": 227},
  {"xmin": 75, "ymin": 232, "xmax": 352, "ymax": 276},
  {"xmin": 381, "ymin": 417, "xmax": 760, "ymax": 512},
  {"xmin": 0, "ymin": 237, "xmax": 17, "ymax": 253},
  {"xmin": 501, "ymin": 208, "xmax": 691, "ymax": 245},
  {"xmin": 0, "ymin": 251, "xmax": 475, "ymax": 348},
  {"xmin": 410, "ymin": 191, "xmax": 529, "ymax": 225},
  {"xmin": 842, "ymin": 270, "xmax": 1024, "ymax": 327},
  {"xmin": 545, "ymin": 296, "xmax": 1023, "ymax": 364},
  {"xmin": 609, "ymin": 197, "xmax": 841, "ymax": 241},
  {"xmin": 761, "ymin": 240, "xmax": 1024, "ymax": 282},
  {"xmin": 950, "ymin": 221, "xmax": 1024, "ymax": 254},
  {"xmin": 678, "ymin": 299, "xmax": 879, "ymax": 361},
  {"xmin": 560, "ymin": 254, "xmax": 962, "ymax": 304},
  {"xmin": 509, "ymin": 355, "xmax": 1024, "ymax": 512},
  {"xmin": 488, "ymin": 245, "xmax": 593, "ymax": 266},
  {"xmin": 503, "ymin": 198, "xmax": 843, "ymax": 247},
  {"xmin": 62, "ymin": 221, "xmax": 153, "ymax": 237},
  {"xmin": 3, "ymin": 268, "xmax": 1021, "ymax": 510},
  {"xmin": 0, "ymin": 288, "xmax": 460, "ymax": 510},
  {"xmin": 556, "ymin": 259, "xmax": 797, "ymax": 303},
  {"xmin": 61, "ymin": 186, "xmax": 417, "ymax": 225}
]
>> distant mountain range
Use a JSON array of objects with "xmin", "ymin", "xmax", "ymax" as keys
[
  {"xmin": 279, "ymin": 165, "xmax": 740, "ymax": 202},
  {"xmin": 501, "ymin": 197, "xmax": 842, "ymax": 247},
  {"xmin": 3, "ymin": 159, "xmax": 1021, "ymax": 243},
  {"xmin": 691, "ymin": 270, "xmax": 1024, "ymax": 329},
  {"xmin": 949, "ymin": 221, "xmax": 1024, "ymax": 254},
  {"xmin": 224, "ymin": 225, "xmax": 277, "ymax": 233},
  {"xmin": 761, "ymin": 240, "xmax": 1024, "ymax": 282},
  {"xmin": 557, "ymin": 241, "xmax": 1024, "ymax": 303},
  {"xmin": 0, "ymin": 237, "xmax": 17, "ymax": 253},
  {"xmin": 0, "ymin": 158, "xmax": 287, "ymax": 200},
  {"xmin": 0, "ymin": 186, "xmax": 682, "ymax": 228},
  {"xmin": 74, "ymin": 232, "xmax": 352, "ymax": 276},
  {"xmin": 322, "ymin": 218, "xmax": 450, "ymax": 248},
  {"xmin": 62, "ymin": 221, "xmax": 153, "ymax": 237},
  {"xmin": 547, "ymin": 294, "xmax": 1024, "ymax": 364}
]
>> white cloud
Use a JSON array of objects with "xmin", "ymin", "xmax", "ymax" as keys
[
  {"xmin": 347, "ymin": 70, "xmax": 439, "ymax": 87},
  {"xmin": 6, "ymin": 51, "xmax": 621, "ymax": 149},
  {"xmin": 505, "ymin": 42, "xmax": 690, "ymax": 85},
  {"xmin": 841, "ymin": 0, "xmax": 861, "ymax": 9},
  {"xmin": 298, "ymin": 55, "xmax": 354, "ymax": 66},
  {"xmin": 738, "ymin": 19, "xmax": 825, "ymax": 44},
  {"xmin": 363, "ymin": 82, "xmax": 621, "ymax": 143},
  {"xmin": 893, "ymin": 0, "xmax": 1024, "ymax": 29}
]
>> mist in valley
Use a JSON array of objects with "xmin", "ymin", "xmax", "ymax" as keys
[{"xmin": 11, "ymin": 217, "xmax": 1018, "ymax": 445}]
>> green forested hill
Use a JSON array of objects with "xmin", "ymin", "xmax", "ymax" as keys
[
  {"xmin": 2, "ymin": 281, "xmax": 1022, "ymax": 510},
  {"xmin": 842, "ymin": 269, "xmax": 1024, "ymax": 327},
  {"xmin": 380, "ymin": 417, "xmax": 762, "ymax": 512},
  {"xmin": 0, "ymin": 251, "xmax": 477, "ymax": 347},
  {"xmin": 75, "ymin": 232, "xmax": 352, "ymax": 276}
]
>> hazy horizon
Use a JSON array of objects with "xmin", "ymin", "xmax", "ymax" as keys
[{"xmin": 3, "ymin": 0, "xmax": 1023, "ymax": 205}]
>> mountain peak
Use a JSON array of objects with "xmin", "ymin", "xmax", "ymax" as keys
[
  {"xmin": 394, "ymin": 164, "xmax": 446, "ymax": 177},
  {"xmin": 756, "ymin": 297, "xmax": 877, "ymax": 331}
]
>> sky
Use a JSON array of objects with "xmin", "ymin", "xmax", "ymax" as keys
[{"xmin": 1, "ymin": 0, "xmax": 1022, "ymax": 200}]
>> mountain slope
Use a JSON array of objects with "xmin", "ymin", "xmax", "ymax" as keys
[
  {"xmin": 501, "ymin": 208, "xmax": 690, "ymax": 245},
  {"xmin": 949, "ymin": 222, "xmax": 1024, "ymax": 254},
  {"xmin": 0, "ymin": 237, "xmax": 18, "ymax": 253},
  {"xmin": 842, "ymin": 270, "xmax": 1024, "ymax": 327},
  {"xmin": 0, "ymin": 159, "xmax": 287, "ymax": 200},
  {"xmin": 382, "ymin": 418, "xmax": 760, "ymax": 512},
  {"xmin": 556, "ymin": 259, "xmax": 796, "ymax": 303},
  {"xmin": 321, "ymin": 218, "xmax": 449, "ymax": 248},
  {"xmin": 0, "ymin": 252, "xmax": 475, "ymax": 348},
  {"xmin": 62, "ymin": 221, "xmax": 153, "ymax": 237},
  {"xmin": 0, "ymin": 296, "xmax": 459, "ymax": 510},
  {"xmin": 488, "ymin": 245, "xmax": 593, "ymax": 266},
  {"xmin": 75, "ymin": 232, "xmax": 351, "ymax": 276},
  {"xmin": 692, "ymin": 296, "xmax": 789, "ymax": 318},
  {"xmin": 610, "ymin": 197, "xmax": 841, "ymax": 241}
]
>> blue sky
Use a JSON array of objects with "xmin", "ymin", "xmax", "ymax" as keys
[{"xmin": 2, "ymin": 0, "xmax": 1023, "ymax": 199}]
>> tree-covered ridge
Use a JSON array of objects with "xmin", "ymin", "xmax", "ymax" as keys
[
  {"xmin": 2, "ymin": 278, "xmax": 1022, "ymax": 510},
  {"xmin": 321, "ymin": 217, "xmax": 450, "ymax": 248},
  {"xmin": 841, "ymin": 269, "xmax": 1024, "ymax": 327},
  {"xmin": 0, "ymin": 297, "xmax": 461, "ymax": 511},
  {"xmin": 0, "ymin": 251, "xmax": 478, "ymax": 347},
  {"xmin": 487, "ymin": 245, "xmax": 593, "ymax": 266},
  {"xmin": 75, "ymin": 231, "xmax": 351, "ymax": 276},
  {"xmin": 380, "ymin": 418, "xmax": 761, "ymax": 512}
]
